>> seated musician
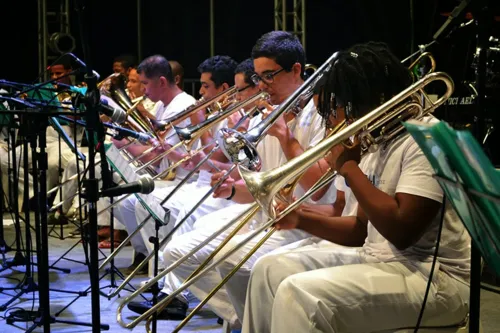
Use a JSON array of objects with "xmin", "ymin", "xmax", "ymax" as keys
[
  {"xmin": 122, "ymin": 55, "xmax": 239, "ymax": 275},
  {"xmin": 126, "ymin": 66, "xmax": 156, "ymax": 115},
  {"xmin": 242, "ymin": 42, "xmax": 471, "ymax": 333},
  {"xmin": 0, "ymin": 57, "xmax": 79, "ymax": 213},
  {"xmin": 51, "ymin": 64, "xmax": 159, "ymax": 245},
  {"xmin": 169, "ymin": 60, "xmax": 185, "ymax": 91},
  {"xmin": 129, "ymin": 31, "xmax": 336, "ymax": 325},
  {"xmin": 113, "ymin": 54, "xmax": 137, "ymax": 76},
  {"xmin": 112, "ymin": 55, "xmax": 197, "ymax": 272},
  {"xmin": 126, "ymin": 57, "xmax": 264, "ymax": 315}
]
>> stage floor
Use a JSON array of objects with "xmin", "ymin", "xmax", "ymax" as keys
[
  {"xmin": 1, "ymin": 213, "xmax": 500, "ymax": 332},
  {"xmin": 0, "ymin": 214, "xmax": 222, "ymax": 332}
]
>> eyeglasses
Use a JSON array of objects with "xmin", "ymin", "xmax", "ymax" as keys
[
  {"xmin": 251, "ymin": 68, "xmax": 285, "ymax": 85},
  {"xmin": 236, "ymin": 85, "xmax": 251, "ymax": 93}
]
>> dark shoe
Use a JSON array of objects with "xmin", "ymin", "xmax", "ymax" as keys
[
  {"xmin": 121, "ymin": 252, "xmax": 148, "ymax": 275},
  {"xmin": 47, "ymin": 212, "xmax": 69, "ymax": 225},
  {"xmin": 127, "ymin": 292, "xmax": 188, "ymax": 320}
]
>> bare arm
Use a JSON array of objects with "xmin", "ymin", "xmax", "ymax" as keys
[
  {"xmin": 275, "ymin": 208, "xmax": 367, "ymax": 246},
  {"xmin": 340, "ymin": 161, "xmax": 441, "ymax": 250}
]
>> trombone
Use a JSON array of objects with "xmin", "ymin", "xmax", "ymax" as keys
[
  {"xmin": 407, "ymin": 52, "xmax": 436, "ymax": 80},
  {"xmin": 124, "ymin": 86, "xmax": 238, "ymax": 164},
  {"xmin": 95, "ymin": 92, "xmax": 269, "ymax": 286},
  {"xmin": 218, "ymin": 53, "xmax": 338, "ymax": 171},
  {"xmin": 116, "ymin": 69, "xmax": 454, "ymax": 331},
  {"xmin": 95, "ymin": 90, "xmax": 267, "ymax": 218}
]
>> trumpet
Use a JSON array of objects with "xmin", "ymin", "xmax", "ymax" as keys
[{"xmin": 117, "ymin": 70, "xmax": 454, "ymax": 331}]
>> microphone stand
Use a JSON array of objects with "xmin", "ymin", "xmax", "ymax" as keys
[
  {"xmin": 73, "ymin": 0, "xmax": 111, "ymax": 331},
  {"xmin": 0, "ymin": 120, "xmax": 25, "ymax": 273},
  {"xmin": 0, "ymin": 116, "xmax": 37, "ymax": 310}
]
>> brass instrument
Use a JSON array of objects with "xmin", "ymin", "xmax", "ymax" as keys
[
  {"xmin": 150, "ymin": 85, "xmax": 238, "ymax": 133},
  {"xmin": 128, "ymin": 86, "xmax": 238, "ymax": 165},
  {"xmin": 135, "ymin": 91, "xmax": 268, "ymax": 173},
  {"xmin": 97, "ymin": 72, "xmax": 127, "ymax": 95},
  {"xmin": 304, "ymin": 63, "xmax": 318, "ymax": 79},
  {"xmin": 408, "ymin": 52, "xmax": 436, "ymax": 81},
  {"xmin": 95, "ymin": 92, "xmax": 269, "ymax": 288},
  {"xmin": 116, "ymin": 68, "xmax": 454, "ymax": 331},
  {"xmin": 217, "ymin": 53, "xmax": 333, "ymax": 172}
]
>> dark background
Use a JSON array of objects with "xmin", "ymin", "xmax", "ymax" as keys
[{"xmin": 2, "ymin": 0, "xmax": 498, "ymax": 84}]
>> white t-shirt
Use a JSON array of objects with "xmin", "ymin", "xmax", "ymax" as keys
[
  {"xmin": 357, "ymin": 116, "xmax": 470, "ymax": 283},
  {"xmin": 256, "ymin": 100, "xmax": 327, "ymax": 196},
  {"xmin": 156, "ymin": 92, "xmax": 197, "ymax": 180},
  {"xmin": 0, "ymin": 89, "xmax": 9, "ymax": 144},
  {"xmin": 334, "ymin": 175, "xmax": 357, "ymax": 216},
  {"xmin": 250, "ymin": 100, "xmax": 334, "ymax": 226}
]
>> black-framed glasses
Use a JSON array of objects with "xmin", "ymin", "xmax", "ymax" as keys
[
  {"xmin": 251, "ymin": 68, "xmax": 285, "ymax": 85},
  {"xmin": 236, "ymin": 85, "xmax": 251, "ymax": 93}
]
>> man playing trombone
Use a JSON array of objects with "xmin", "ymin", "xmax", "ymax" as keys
[
  {"xmin": 242, "ymin": 42, "xmax": 471, "ymax": 333},
  {"xmin": 112, "ymin": 55, "xmax": 196, "ymax": 272},
  {"xmin": 125, "ymin": 58, "xmax": 265, "ymax": 317},
  {"xmin": 129, "ymin": 55, "xmax": 240, "ymax": 256},
  {"xmin": 141, "ymin": 31, "xmax": 336, "ymax": 326}
]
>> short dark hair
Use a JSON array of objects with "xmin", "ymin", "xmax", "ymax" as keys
[
  {"xmin": 52, "ymin": 56, "xmax": 72, "ymax": 70},
  {"xmin": 318, "ymin": 42, "xmax": 412, "ymax": 123},
  {"xmin": 235, "ymin": 58, "xmax": 256, "ymax": 87},
  {"xmin": 169, "ymin": 60, "xmax": 184, "ymax": 88},
  {"xmin": 197, "ymin": 55, "xmax": 238, "ymax": 87},
  {"xmin": 137, "ymin": 55, "xmax": 174, "ymax": 83},
  {"xmin": 114, "ymin": 54, "xmax": 137, "ymax": 69},
  {"xmin": 251, "ymin": 31, "xmax": 306, "ymax": 79}
]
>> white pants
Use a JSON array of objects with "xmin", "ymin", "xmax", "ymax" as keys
[
  {"xmin": 114, "ymin": 179, "xmax": 178, "ymax": 256},
  {"xmin": 242, "ymin": 240, "xmax": 470, "ymax": 333},
  {"xmin": 0, "ymin": 142, "xmax": 71, "ymax": 211},
  {"xmin": 0, "ymin": 144, "xmax": 33, "ymax": 211},
  {"xmin": 161, "ymin": 203, "xmax": 311, "ymax": 326},
  {"xmin": 46, "ymin": 141, "xmax": 76, "ymax": 191},
  {"xmin": 52, "ymin": 153, "xmax": 125, "ymax": 228},
  {"xmin": 158, "ymin": 183, "xmax": 235, "ymax": 301}
]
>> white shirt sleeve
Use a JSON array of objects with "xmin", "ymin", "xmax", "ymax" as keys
[
  {"xmin": 396, "ymin": 138, "xmax": 444, "ymax": 203},
  {"xmin": 334, "ymin": 175, "xmax": 346, "ymax": 192},
  {"xmin": 303, "ymin": 101, "xmax": 325, "ymax": 148}
]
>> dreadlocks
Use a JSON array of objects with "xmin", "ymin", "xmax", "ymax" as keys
[{"xmin": 318, "ymin": 42, "xmax": 412, "ymax": 126}]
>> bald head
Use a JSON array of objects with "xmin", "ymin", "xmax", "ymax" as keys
[{"xmin": 169, "ymin": 60, "xmax": 184, "ymax": 90}]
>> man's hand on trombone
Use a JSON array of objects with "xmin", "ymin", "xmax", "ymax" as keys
[{"xmin": 210, "ymin": 171, "xmax": 235, "ymax": 199}]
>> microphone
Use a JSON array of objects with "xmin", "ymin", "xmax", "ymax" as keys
[
  {"xmin": 100, "ymin": 98, "xmax": 127, "ymax": 123},
  {"xmin": 433, "ymin": 0, "xmax": 471, "ymax": 41},
  {"xmin": 100, "ymin": 177, "xmax": 155, "ymax": 198},
  {"xmin": 104, "ymin": 122, "xmax": 152, "ymax": 143},
  {"xmin": 67, "ymin": 53, "xmax": 101, "ymax": 79}
]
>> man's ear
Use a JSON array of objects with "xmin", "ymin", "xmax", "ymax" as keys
[
  {"xmin": 174, "ymin": 75, "xmax": 181, "ymax": 86},
  {"xmin": 292, "ymin": 62, "xmax": 302, "ymax": 78},
  {"xmin": 159, "ymin": 76, "xmax": 168, "ymax": 87},
  {"xmin": 221, "ymin": 82, "xmax": 230, "ymax": 90}
]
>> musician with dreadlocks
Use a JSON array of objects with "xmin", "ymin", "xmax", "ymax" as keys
[{"xmin": 241, "ymin": 42, "xmax": 471, "ymax": 333}]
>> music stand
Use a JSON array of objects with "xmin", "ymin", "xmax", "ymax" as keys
[{"xmin": 404, "ymin": 119, "xmax": 500, "ymax": 333}]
